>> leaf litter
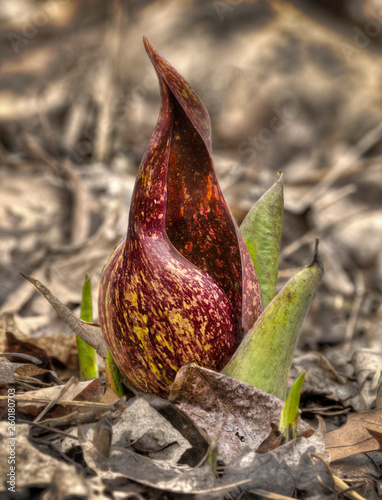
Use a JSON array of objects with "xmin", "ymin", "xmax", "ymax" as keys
[{"xmin": 1, "ymin": 1, "xmax": 382, "ymax": 498}]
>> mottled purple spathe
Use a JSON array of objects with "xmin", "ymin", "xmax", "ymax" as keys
[{"xmin": 98, "ymin": 38, "xmax": 263, "ymax": 395}]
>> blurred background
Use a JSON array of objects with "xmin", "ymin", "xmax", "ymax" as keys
[{"xmin": 0, "ymin": 0, "xmax": 381, "ymax": 363}]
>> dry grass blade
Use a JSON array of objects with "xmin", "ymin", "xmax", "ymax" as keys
[
  {"xmin": 0, "ymin": 353, "xmax": 42, "ymax": 365},
  {"xmin": 248, "ymin": 489, "xmax": 296, "ymax": 499},
  {"xmin": 333, "ymin": 476, "xmax": 367, "ymax": 500},
  {"xmin": 34, "ymin": 376, "xmax": 77, "ymax": 423},
  {"xmin": 0, "ymin": 395, "xmax": 112, "ymax": 408},
  {"xmin": 18, "ymin": 419, "xmax": 80, "ymax": 440}
]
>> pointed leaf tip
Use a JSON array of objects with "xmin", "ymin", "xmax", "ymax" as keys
[
  {"xmin": 21, "ymin": 273, "xmax": 107, "ymax": 359},
  {"xmin": 143, "ymin": 36, "xmax": 154, "ymax": 57},
  {"xmin": 311, "ymin": 238, "xmax": 324, "ymax": 275},
  {"xmin": 223, "ymin": 240, "xmax": 323, "ymax": 399},
  {"xmin": 274, "ymin": 171, "xmax": 283, "ymax": 185},
  {"xmin": 240, "ymin": 172, "xmax": 284, "ymax": 308},
  {"xmin": 143, "ymin": 38, "xmax": 212, "ymax": 155}
]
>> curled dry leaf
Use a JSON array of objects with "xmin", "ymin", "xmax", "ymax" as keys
[
  {"xmin": 6, "ymin": 331, "xmax": 52, "ymax": 369},
  {"xmin": 0, "ymin": 361, "xmax": 60, "ymax": 390},
  {"xmin": 112, "ymin": 396, "xmax": 207, "ymax": 468},
  {"xmin": 222, "ymin": 418, "xmax": 333, "ymax": 498},
  {"xmin": 0, "ymin": 422, "xmax": 103, "ymax": 498},
  {"xmin": 81, "ymin": 434, "xmax": 249, "ymax": 497},
  {"xmin": 12, "ymin": 378, "xmax": 118, "ymax": 419},
  {"xmin": 168, "ymin": 363, "xmax": 308, "ymax": 463}
]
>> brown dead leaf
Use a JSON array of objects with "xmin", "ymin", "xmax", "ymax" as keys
[
  {"xmin": 0, "ymin": 422, "xmax": 103, "ymax": 497},
  {"xmin": 169, "ymin": 363, "xmax": 310, "ymax": 463},
  {"xmin": 255, "ymin": 423, "xmax": 284, "ymax": 454},
  {"xmin": 6, "ymin": 331, "xmax": 52, "ymax": 369},
  {"xmin": 325, "ymin": 407, "xmax": 382, "ymax": 462},
  {"xmin": 0, "ymin": 360, "xmax": 60, "ymax": 388},
  {"xmin": 0, "ymin": 360, "xmax": 25, "ymax": 385},
  {"xmin": 256, "ymin": 424, "xmax": 315, "ymax": 455},
  {"xmin": 14, "ymin": 378, "xmax": 118, "ymax": 419},
  {"xmin": 31, "ymin": 332, "xmax": 79, "ymax": 369},
  {"xmin": 292, "ymin": 352, "xmax": 358, "ymax": 404},
  {"xmin": 13, "ymin": 363, "xmax": 62, "ymax": 385}
]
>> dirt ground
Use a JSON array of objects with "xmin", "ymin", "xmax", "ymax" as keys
[{"xmin": 0, "ymin": 1, "xmax": 381, "ymax": 499}]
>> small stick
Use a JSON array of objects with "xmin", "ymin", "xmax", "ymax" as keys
[
  {"xmin": 34, "ymin": 376, "xmax": 77, "ymax": 423},
  {"xmin": 18, "ymin": 419, "xmax": 79, "ymax": 441},
  {"xmin": 0, "ymin": 353, "xmax": 42, "ymax": 365}
]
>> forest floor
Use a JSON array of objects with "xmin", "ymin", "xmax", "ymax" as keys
[{"xmin": 0, "ymin": 1, "xmax": 381, "ymax": 498}]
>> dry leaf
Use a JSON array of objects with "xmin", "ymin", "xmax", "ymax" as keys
[
  {"xmin": 292, "ymin": 352, "xmax": 358, "ymax": 403},
  {"xmin": 6, "ymin": 331, "xmax": 52, "ymax": 369},
  {"xmin": 0, "ymin": 360, "xmax": 60, "ymax": 388},
  {"xmin": 222, "ymin": 418, "xmax": 332, "ymax": 498},
  {"xmin": 169, "ymin": 363, "xmax": 305, "ymax": 463},
  {"xmin": 352, "ymin": 350, "xmax": 382, "ymax": 411},
  {"xmin": 325, "ymin": 407, "xmax": 382, "ymax": 462},
  {"xmin": 81, "ymin": 435, "xmax": 248, "ymax": 497},
  {"xmin": 114, "ymin": 395, "xmax": 209, "ymax": 468},
  {"xmin": 0, "ymin": 360, "xmax": 25, "ymax": 386},
  {"xmin": 0, "ymin": 422, "xmax": 104, "ymax": 498},
  {"xmin": 14, "ymin": 378, "xmax": 118, "ymax": 418}
]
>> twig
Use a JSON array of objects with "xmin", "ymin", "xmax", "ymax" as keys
[
  {"xmin": 18, "ymin": 419, "xmax": 79, "ymax": 440},
  {"xmin": 332, "ymin": 476, "xmax": 367, "ymax": 500},
  {"xmin": 0, "ymin": 353, "xmax": 42, "ymax": 365},
  {"xmin": 34, "ymin": 376, "xmax": 77, "ymax": 423},
  {"xmin": 0, "ymin": 396, "xmax": 113, "ymax": 408}
]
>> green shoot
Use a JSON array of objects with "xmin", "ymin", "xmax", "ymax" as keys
[
  {"xmin": 206, "ymin": 439, "xmax": 219, "ymax": 477},
  {"xmin": 77, "ymin": 274, "xmax": 99, "ymax": 380},
  {"xmin": 279, "ymin": 371, "xmax": 305, "ymax": 442},
  {"xmin": 106, "ymin": 349, "xmax": 124, "ymax": 397}
]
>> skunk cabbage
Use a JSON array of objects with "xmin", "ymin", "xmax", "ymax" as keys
[{"xmin": 98, "ymin": 38, "xmax": 263, "ymax": 395}]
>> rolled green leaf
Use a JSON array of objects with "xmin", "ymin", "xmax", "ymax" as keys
[
  {"xmin": 223, "ymin": 240, "xmax": 323, "ymax": 400},
  {"xmin": 240, "ymin": 172, "xmax": 283, "ymax": 308},
  {"xmin": 106, "ymin": 349, "xmax": 124, "ymax": 397},
  {"xmin": 279, "ymin": 370, "xmax": 305, "ymax": 441},
  {"xmin": 77, "ymin": 274, "xmax": 99, "ymax": 380},
  {"xmin": 206, "ymin": 439, "xmax": 218, "ymax": 477}
]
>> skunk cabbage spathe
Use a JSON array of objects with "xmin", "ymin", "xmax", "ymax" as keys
[{"xmin": 98, "ymin": 38, "xmax": 263, "ymax": 395}]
